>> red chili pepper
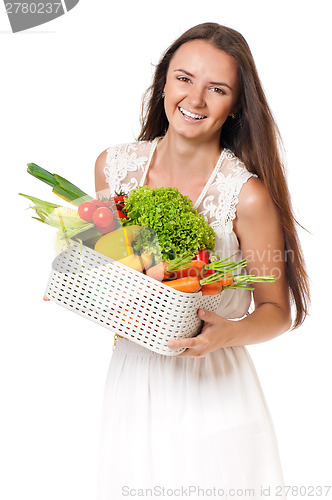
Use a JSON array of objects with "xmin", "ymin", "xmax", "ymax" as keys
[{"xmin": 194, "ymin": 248, "xmax": 210, "ymax": 264}]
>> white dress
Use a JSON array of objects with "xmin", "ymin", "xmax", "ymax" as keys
[{"xmin": 97, "ymin": 138, "xmax": 287, "ymax": 500}]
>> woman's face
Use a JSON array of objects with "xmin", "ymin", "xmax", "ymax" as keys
[{"xmin": 163, "ymin": 39, "xmax": 241, "ymax": 144}]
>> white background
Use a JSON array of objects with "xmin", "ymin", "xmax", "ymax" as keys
[{"xmin": 1, "ymin": 1, "xmax": 331, "ymax": 499}]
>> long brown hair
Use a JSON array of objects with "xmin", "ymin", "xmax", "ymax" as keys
[{"xmin": 138, "ymin": 22, "xmax": 310, "ymax": 328}]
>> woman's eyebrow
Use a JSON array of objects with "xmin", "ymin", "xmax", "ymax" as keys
[
  {"xmin": 174, "ymin": 68, "xmax": 233, "ymax": 90},
  {"xmin": 174, "ymin": 68, "xmax": 195, "ymax": 77}
]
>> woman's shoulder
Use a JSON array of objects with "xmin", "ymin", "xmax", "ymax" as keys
[
  {"xmin": 95, "ymin": 140, "xmax": 153, "ymax": 179},
  {"xmin": 95, "ymin": 139, "xmax": 157, "ymax": 196},
  {"xmin": 235, "ymin": 173, "xmax": 277, "ymax": 231}
]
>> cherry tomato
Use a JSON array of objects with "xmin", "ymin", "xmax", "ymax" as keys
[
  {"xmin": 78, "ymin": 201, "xmax": 97, "ymax": 222},
  {"xmin": 111, "ymin": 203, "xmax": 124, "ymax": 213},
  {"xmin": 91, "ymin": 198, "xmax": 105, "ymax": 206},
  {"xmin": 114, "ymin": 195, "xmax": 126, "ymax": 204},
  {"xmin": 109, "ymin": 208, "xmax": 127, "ymax": 221},
  {"xmin": 93, "ymin": 206, "xmax": 114, "ymax": 229},
  {"xmin": 101, "ymin": 200, "xmax": 115, "ymax": 207},
  {"xmin": 98, "ymin": 220, "xmax": 117, "ymax": 234},
  {"xmin": 116, "ymin": 210, "xmax": 127, "ymax": 219}
]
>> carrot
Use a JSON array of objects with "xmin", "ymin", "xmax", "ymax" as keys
[
  {"xmin": 201, "ymin": 282, "xmax": 224, "ymax": 295},
  {"xmin": 200, "ymin": 269, "xmax": 218, "ymax": 294},
  {"xmin": 161, "ymin": 276, "xmax": 201, "ymax": 293},
  {"xmin": 146, "ymin": 262, "xmax": 174, "ymax": 281},
  {"xmin": 173, "ymin": 260, "xmax": 206, "ymax": 279},
  {"xmin": 200, "ymin": 273, "xmax": 234, "ymax": 295},
  {"xmin": 202, "ymin": 269, "xmax": 215, "ymax": 277},
  {"xmin": 146, "ymin": 255, "xmax": 200, "ymax": 281}
]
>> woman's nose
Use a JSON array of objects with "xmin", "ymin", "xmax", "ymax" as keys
[{"xmin": 187, "ymin": 85, "xmax": 205, "ymax": 107}]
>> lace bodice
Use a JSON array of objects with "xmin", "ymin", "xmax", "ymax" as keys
[{"xmin": 104, "ymin": 138, "xmax": 257, "ymax": 319}]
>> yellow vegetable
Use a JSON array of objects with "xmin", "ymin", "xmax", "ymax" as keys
[
  {"xmin": 53, "ymin": 207, "xmax": 80, "ymax": 218},
  {"xmin": 139, "ymin": 252, "xmax": 154, "ymax": 270},
  {"xmin": 94, "ymin": 225, "xmax": 142, "ymax": 261},
  {"xmin": 123, "ymin": 225, "xmax": 142, "ymax": 244},
  {"xmin": 117, "ymin": 254, "xmax": 144, "ymax": 272}
]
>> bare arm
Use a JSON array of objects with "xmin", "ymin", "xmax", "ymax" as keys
[
  {"xmin": 167, "ymin": 177, "xmax": 292, "ymax": 357},
  {"xmin": 227, "ymin": 176, "xmax": 292, "ymax": 343},
  {"xmin": 95, "ymin": 149, "xmax": 111, "ymax": 198}
]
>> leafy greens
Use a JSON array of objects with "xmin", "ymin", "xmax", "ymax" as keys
[{"xmin": 122, "ymin": 186, "xmax": 215, "ymax": 260}]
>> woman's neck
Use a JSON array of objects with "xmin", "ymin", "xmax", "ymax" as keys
[{"xmin": 155, "ymin": 132, "xmax": 222, "ymax": 180}]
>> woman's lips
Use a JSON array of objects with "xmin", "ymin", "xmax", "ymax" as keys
[{"xmin": 178, "ymin": 107, "xmax": 207, "ymax": 123}]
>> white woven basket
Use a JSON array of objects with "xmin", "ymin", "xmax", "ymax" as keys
[{"xmin": 45, "ymin": 242, "xmax": 222, "ymax": 356}]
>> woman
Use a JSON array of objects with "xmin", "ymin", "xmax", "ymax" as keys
[{"xmin": 95, "ymin": 23, "xmax": 309, "ymax": 499}]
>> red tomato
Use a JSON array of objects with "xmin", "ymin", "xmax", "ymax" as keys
[
  {"xmin": 111, "ymin": 203, "xmax": 124, "ymax": 212},
  {"xmin": 98, "ymin": 220, "xmax": 117, "ymax": 234},
  {"xmin": 91, "ymin": 198, "xmax": 105, "ymax": 206},
  {"xmin": 110, "ymin": 208, "xmax": 127, "ymax": 221},
  {"xmin": 78, "ymin": 201, "xmax": 97, "ymax": 222},
  {"xmin": 114, "ymin": 195, "xmax": 126, "ymax": 204},
  {"xmin": 116, "ymin": 210, "xmax": 127, "ymax": 219},
  {"xmin": 92, "ymin": 207, "xmax": 114, "ymax": 228},
  {"xmin": 101, "ymin": 200, "xmax": 115, "ymax": 207}
]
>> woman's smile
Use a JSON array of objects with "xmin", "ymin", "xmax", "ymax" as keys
[{"xmin": 178, "ymin": 106, "xmax": 207, "ymax": 122}]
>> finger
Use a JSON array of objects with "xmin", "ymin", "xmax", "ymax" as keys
[
  {"xmin": 43, "ymin": 295, "xmax": 50, "ymax": 301},
  {"xmin": 166, "ymin": 337, "xmax": 198, "ymax": 349},
  {"xmin": 176, "ymin": 349, "xmax": 206, "ymax": 358},
  {"xmin": 197, "ymin": 308, "xmax": 212, "ymax": 321}
]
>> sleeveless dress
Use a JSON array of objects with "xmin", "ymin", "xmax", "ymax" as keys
[{"xmin": 97, "ymin": 138, "xmax": 287, "ymax": 500}]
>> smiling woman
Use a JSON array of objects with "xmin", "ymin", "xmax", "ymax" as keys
[
  {"xmin": 95, "ymin": 22, "xmax": 310, "ymax": 500},
  {"xmin": 162, "ymin": 41, "xmax": 241, "ymax": 144}
]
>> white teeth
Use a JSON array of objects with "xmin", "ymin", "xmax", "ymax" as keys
[{"xmin": 179, "ymin": 107, "xmax": 206, "ymax": 120}]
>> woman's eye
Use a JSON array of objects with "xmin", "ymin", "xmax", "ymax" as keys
[
  {"xmin": 210, "ymin": 87, "xmax": 226, "ymax": 95},
  {"xmin": 177, "ymin": 76, "xmax": 191, "ymax": 83}
]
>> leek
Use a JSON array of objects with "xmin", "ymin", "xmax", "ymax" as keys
[{"xmin": 26, "ymin": 163, "xmax": 93, "ymax": 206}]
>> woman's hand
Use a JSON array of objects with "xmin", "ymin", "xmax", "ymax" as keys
[
  {"xmin": 43, "ymin": 295, "xmax": 50, "ymax": 301},
  {"xmin": 166, "ymin": 308, "xmax": 232, "ymax": 358}
]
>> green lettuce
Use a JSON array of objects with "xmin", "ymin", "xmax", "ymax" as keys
[{"xmin": 122, "ymin": 186, "xmax": 215, "ymax": 260}]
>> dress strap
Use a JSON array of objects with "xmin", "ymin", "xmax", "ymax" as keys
[
  {"xmin": 104, "ymin": 145, "xmax": 118, "ymax": 195},
  {"xmin": 197, "ymin": 149, "xmax": 258, "ymax": 236},
  {"xmin": 139, "ymin": 137, "xmax": 159, "ymax": 187},
  {"xmin": 193, "ymin": 149, "xmax": 226, "ymax": 210}
]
